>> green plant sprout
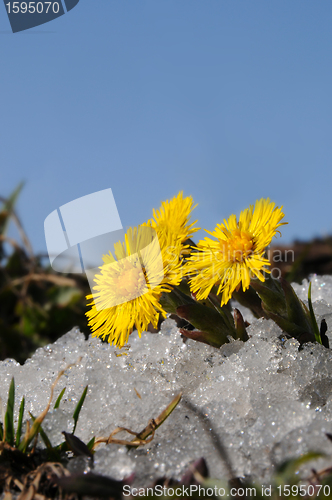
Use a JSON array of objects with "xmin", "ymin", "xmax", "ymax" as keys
[{"xmin": 0, "ymin": 366, "xmax": 183, "ymax": 498}]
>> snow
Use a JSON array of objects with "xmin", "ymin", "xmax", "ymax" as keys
[{"xmin": 1, "ymin": 275, "xmax": 332, "ymax": 486}]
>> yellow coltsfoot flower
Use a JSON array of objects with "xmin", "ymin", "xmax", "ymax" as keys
[
  {"xmin": 146, "ymin": 191, "xmax": 199, "ymax": 249},
  {"xmin": 185, "ymin": 198, "xmax": 286, "ymax": 306},
  {"xmin": 86, "ymin": 226, "xmax": 182, "ymax": 348}
]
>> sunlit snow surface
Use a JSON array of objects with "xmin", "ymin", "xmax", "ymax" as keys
[{"xmin": 2, "ymin": 275, "xmax": 332, "ymax": 485}]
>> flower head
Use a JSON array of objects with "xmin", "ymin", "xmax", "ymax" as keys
[
  {"xmin": 146, "ymin": 191, "xmax": 199, "ymax": 248},
  {"xmin": 185, "ymin": 198, "xmax": 286, "ymax": 306},
  {"xmin": 86, "ymin": 226, "xmax": 182, "ymax": 348}
]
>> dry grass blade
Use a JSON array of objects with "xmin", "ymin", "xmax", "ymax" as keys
[
  {"xmin": 308, "ymin": 465, "xmax": 332, "ymax": 482},
  {"xmin": 93, "ymin": 392, "xmax": 182, "ymax": 449},
  {"xmin": 134, "ymin": 388, "xmax": 142, "ymax": 399},
  {"xmin": 93, "ymin": 421, "xmax": 156, "ymax": 448},
  {"xmin": 3, "ymin": 475, "xmax": 14, "ymax": 500},
  {"xmin": 3, "ymin": 492, "xmax": 13, "ymax": 500},
  {"xmin": 22, "ymin": 420, "xmax": 30, "ymax": 447},
  {"xmin": 181, "ymin": 457, "xmax": 209, "ymax": 486},
  {"xmin": 29, "ymin": 413, "xmax": 60, "ymax": 462},
  {"xmin": 17, "ymin": 484, "xmax": 35, "ymax": 500},
  {"xmin": 10, "ymin": 273, "xmax": 77, "ymax": 288},
  {"xmin": 17, "ymin": 464, "xmax": 45, "ymax": 500},
  {"xmin": 0, "ymin": 184, "xmax": 24, "ymax": 237},
  {"xmin": 134, "ymin": 392, "xmax": 182, "ymax": 444},
  {"xmin": 12, "ymin": 479, "xmax": 24, "ymax": 491},
  {"xmin": 0, "ymin": 234, "xmax": 24, "ymax": 254},
  {"xmin": 9, "ymin": 462, "xmax": 70, "ymax": 500},
  {"xmin": 0, "ymin": 193, "xmax": 33, "ymax": 257},
  {"xmin": 18, "ymin": 357, "xmax": 82, "ymax": 453}
]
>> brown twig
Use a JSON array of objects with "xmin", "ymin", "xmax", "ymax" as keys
[
  {"xmin": 10, "ymin": 273, "xmax": 77, "ymax": 288},
  {"xmin": 93, "ymin": 393, "xmax": 182, "ymax": 450},
  {"xmin": 0, "ymin": 196, "xmax": 33, "ymax": 257},
  {"xmin": 93, "ymin": 420, "xmax": 156, "ymax": 448}
]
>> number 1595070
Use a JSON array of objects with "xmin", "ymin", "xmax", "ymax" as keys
[{"xmin": 5, "ymin": 2, "xmax": 60, "ymax": 14}]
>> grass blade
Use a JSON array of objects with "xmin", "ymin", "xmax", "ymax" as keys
[
  {"xmin": 72, "ymin": 386, "xmax": 88, "ymax": 434},
  {"xmin": 19, "ymin": 414, "xmax": 42, "ymax": 453},
  {"xmin": 29, "ymin": 412, "xmax": 60, "ymax": 461},
  {"xmin": 0, "ymin": 182, "xmax": 24, "ymax": 236},
  {"xmin": 308, "ymin": 282, "xmax": 321, "ymax": 344},
  {"xmin": 19, "ymin": 358, "xmax": 81, "ymax": 453},
  {"xmin": 86, "ymin": 436, "xmax": 95, "ymax": 451},
  {"xmin": 15, "ymin": 396, "xmax": 25, "ymax": 447},
  {"xmin": 4, "ymin": 378, "xmax": 15, "ymax": 445},
  {"xmin": 54, "ymin": 388, "xmax": 66, "ymax": 409},
  {"xmin": 131, "ymin": 392, "xmax": 182, "ymax": 446},
  {"xmin": 276, "ymin": 451, "xmax": 324, "ymax": 485}
]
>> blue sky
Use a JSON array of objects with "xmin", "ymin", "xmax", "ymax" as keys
[{"xmin": 1, "ymin": 0, "xmax": 332, "ymax": 255}]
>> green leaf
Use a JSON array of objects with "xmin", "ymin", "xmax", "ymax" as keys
[
  {"xmin": 252, "ymin": 276, "xmax": 320, "ymax": 346},
  {"xmin": 54, "ymin": 388, "xmax": 66, "ymax": 409},
  {"xmin": 72, "ymin": 386, "xmax": 88, "ymax": 434},
  {"xmin": 179, "ymin": 328, "xmax": 224, "ymax": 347},
  {"xmin": 18, "ymin": 416, "xmax": 41, "ymax": 453},
  {"xmin": 275, "ymin": 451, "xmax": 324, "ymax": 485},
  {"xmin": 320, "ymin": 319, "xmax": 329, "ymax": 348},
  {"xmin": 19, "ymin": 358, "xmax": 80, "ymax": 453},
  {"xmin": 176, "ymin": 302, "xmax": 232, "ymax": 347},
  {"xmin": 159, "ymin": 287, "xmax": 196, "ymax": 314},
  {"xmin": 233, "ymin": 308, "xmax": 249, "ymax": 341},
  {"xmin": 15, "ymin": 396, "xmax": 25, "ymax": 447},
  {"xmin": 308, "ymin": 282, "xmax": 322, "ymax": 344},
  {"xmin": 62, "ymin": 431, "xmax": 93, "ymax": 458},
  {"xmin": 281, "ymin": 278, "xmax": 312, "ymax": 333},
  {"xmin": 4, "ymin": 378, "xmax": 15, "ymax": 445},
  {"xmin": 232, "ymin": 286, "xmax": 265, "ymax": 319},
  {"xmin": 29, "ymin": 412, "xmax": 60, "ymax": 461},
  {"xmin": 86, "ymin": 436, "xmax": 95, "ymax": 451},
  {"xmin": 18, "ymin": 401, "xmax": 51, "ymax": 453},
  {"xmin": 262, "ymin": 306, "xmax": 315, "ymax": 345},
  {"xmin": 250, "ymin": 275, "xmax": 287, "ymax": 317},
  {"xmin": 208, "ymin": 292, "xmax": 236, "ymax": 332},
  {"xmin": 176, "ymin": 278, "xmax": 193, "ymax": 297}
]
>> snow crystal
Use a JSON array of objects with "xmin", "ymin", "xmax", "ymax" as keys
[{"xmin": 1, "ymin": 276, "xmax": 332, "ymax": 486}]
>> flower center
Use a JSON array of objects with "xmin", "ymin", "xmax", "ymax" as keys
[
  {"xmin": 113, "ymin": 260, "xmax": 147, "ymax": 300},
  {"xmin": 223, "ymin": 229, "xmax": 254, "ymax": 263}
]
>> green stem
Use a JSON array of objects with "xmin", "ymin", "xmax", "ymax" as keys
[{"xmin": 308, "ymin": 282, "xmax": 322, "ymax": 344}]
